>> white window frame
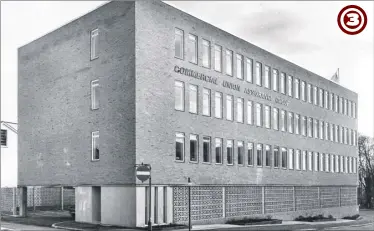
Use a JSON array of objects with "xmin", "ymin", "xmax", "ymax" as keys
[
  {"xmin": 246, "ymin": 58, "xmax": 253, "ymax": 83},
  {"xmin": 236, "ymin": 54, "xmax": 244, "ymax": 79},
  {"xmin": 174, "ymin": 28, "xmax": 184, "ymax": 59},
  {"xmin": 90, "ymin": 29, "xmax": 99, "ymax": 60},
  {"xmin": 264, "ymin": 65, "xmax": 271, "ymax": 89},
  {"xmin": 202, "ymin": 39, "xmax": 211, "ymax": 68},
  {"xmin": 256, "ymin": 62, "xmax": 262, "ymax": 86},
  {"xmin": 226, "ymin": 95, "xmax": 233, "ymax": 121},
  {"xmin": 237, "ymin": 98, "xmax": 244, "ymax": 123},
  {"xmin": 247, "ymin": 100, "xmax": 253, "ymax": 125},
  {"xmin": 91, "ymin": 80, "xmax": 99, "ymax": 110},
  {"xmin": 264, "ymin": 105, "xmax": 271, "ymax": 129},
  {"xmin": 203, "ymin": 88, "xmax": 211, "ymax": 116},
  {"xmin": 272, "ymin": 69, "xmax": 278, "ymax": 92},
  {"xmin": 214, "ymin": 44, "xmax": 222, "ymax": 72},
  {"xmin": 188, "ymin": 34, "xmax": 198, "ymax": 64},
  {"xmin": 175, "ymin": 132, "xmax": 185, "ymax": 162},
  {"xmin": 226, "ymin": 49, "xmax": 233, "ymax": 76},
  {"xmin": 189, "ymin": 84, "xmax": 198, "ymax": 114},
  {"xmin": 92, "ymin": 131, "xmax": 100, "ymax": 161},
  {"xmin": 215, "ymin": 92, "xmax": 222, "ymax": 118},
  {"xmin": 175, "ymin": 81, "xmax": 185, "ymax": 111}
]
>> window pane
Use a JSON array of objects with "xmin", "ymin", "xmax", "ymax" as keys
[
  {"xmin": 280, "ymin": 110, "xmax": 286, "ymax": 132},
  {"xmin": 325, "ymin": 122, "xmax": 329, "ymax": 141},
  {"xmin": 325, "ymin": 153, "xmax": 330, "ymax": 172},
  {"xmin": 288, "ymin": 112, "xmax": 293, "ymax": 133},
  {"xmin": 330, "ymin": 154, "xmax": 335, "ymax": 173},
  {"xmin": 226, "ymin": 95, "xmax": 233, "ymax": 120},
  {"xmin": 314, "ymin": 119, "xmax": 319, "ymax": 139},
  {"xmin": 215, "ymin": 92, "xmax": 222, "ymax": 118},
  {"xmin": 295, "ymin": 79, "xmax": 300, "ymax": 99},
  {"xmin": 274, "ymin": 146, "xmax": 279, "ymax": 168},
  {"xmin": 265, "ymin": 145, "xmax": 271, "ymax": 167},
  {"xmin": 175, "ymin": 132, "xmax": 185, "ymax": 161},
  {"xmin": 256, "ymin": 103, "xmax": 262, "ymax": 127},
  {"xmin": 320, "ymin": 121, "xmax": 324, "ymax": 140},
  {"xmin": 295, "ymin": 114, "xmax": 300, "ymax": 134},
  {"xmin": 302, "ymin": 116, "xmax": 307, "ymax": 136},
  {"xmin": 226, "ymin": 50, "xmax": 233, "ymax": 76},
  {"xmin": 307, "ymin": 84, "xmax": 312, "ymax": 103},
  {"xmin": 247, "ymin": 101, "xmax": 253, "ymax": 125},
  {"xmin": 272, "ymin": 69, "xmax": 278, "ymax": 91},
  {"xmin": 214, "ymin": 45, "xmax": 222, "ymax": 72},
  {"xmin": 227, "ymin": 140, "xmax": 233, "ymax": 165},
  {"xmin": 237, "ymin": 98, "xmax": 244, "ymax": 123},
  {"xmin": 92, "ymin": 131, "xmax": 99, "ymax": 160},
  {"xmin": 203, "ymin": 136, "xmax": 211, "ymax": 163},
  {"xmin": 330, "ymin": 93, "xmax": 334, "ymax": 110},
  {"xmin": 280, "ymin": 73, "xmax": 286, "ymax": 94},
  {"xmin": 246, "ymin": 58, "xmax": 253, "ymax": 82},
  {"xmin": 215, "ymin": 138, "xmax": 222, "ymax": 164},
  {"xmin": 288, "ymin": 75, "xmax": 293, "ymax": 97},
  {"xmin": 188, "ymin": 34, "xmax": 197, "ymax": 64},
  {"xmin": 308, "ymin": 151, "xmax": 313, "ymax": 171},
  {"xmin": 302, "ymin": 150, "xmax": 307, "ymax": 170},
  {"xmin": 257, "ymin": 144, "xmax": 263, "ymax": 166},
  {"xmin": 248, "ymin": 142, "xmax": 254, "ymax": 166},
  {"xmin": 190, "ymin": 134, "xmax": 198, "ymax": 162},
  {"xmin": 330, "ymin": 124, "xmax": 334, "ymax": 142},
  {"xmin": 301, "ymin": 81, "xmax": 306, "ymax": 101},
  {"xmin": 203, "ymin": 88, "xmax": 211, "ymax": 116},
  {"xmin": 325, "ymin": 91, "xmax": 329, "ymax": 109},
  {"xmin": 91, "ymin": 80, "xmax": 99, "ymax": 110},
  {"xmin": 307, "ymin": 118, "xmax": 313, "ymax": 137},
  {"xmin": 256, "ymin": 62, "xmax": 262, "ymax": 86},
  {"xmin": 265, "ymin": 105, "xmax": 271, "ymax": 128},
  {"xmin": 174, "ymin": 28, "xmax": 183, "ymax": 59},
  {"xmin": 237, "ymin": 141, "xmax": 244, "ymax": 165},
  {"xmin": 175, "ymin": 81, "xmax": 184, "ymax": 111},
  {"xmin": 1, "ymin": 129, "xmax": 7, "ymax": 146},
  {"xmin": 314, "ymin": 152, "xmax": 319, "ymax": 171},
  {"xmin": 91, "ymin": 29, "xmax": 99, "ymax": 60},
  {"xmin": 319, "ymin": 88, "xmax": 324, "ymax": 107},
  {"xmin": 289, "ymin": 149, "xmax": 294, "ymax": 169},
  {"xmin": 273, "ymin": 108, "xmax": 279, "ymax": 130},
  {"xmin": 189, "ymin": 85, "xmax": 198, "ymax": 114},
  {"xmin": 264, "ymin": 66, "xmax": 271, "ymax": 88},
  {"xmin": 313, "ymin": 86, "xmax": 318, "ymax": 105},
  {"xmin": 281, "ymin": 148, "xmax": 287, "ymax": 168},
  {"xmin": 335, "ymin": 95, "xmax": 339, "ymax": 112},
  {"xmin": 236, "ymin": 54, "xmax": 243, "ymax": 79},
  {"xmin": 202, "ymin": 39, "xmax": 211, "ymax": 68}
]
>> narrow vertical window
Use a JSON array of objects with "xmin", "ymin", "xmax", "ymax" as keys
[
  {"xmin": 340, "ymin": 156, "xmax": 344, "ymax": 173},
  {"xmin": 246, "ymin": 58, "xmax": 253, "ymax": 83},
  {"xmin": 202, "ymin": 39, "xmax": 211, "ymax": 68},
  {"xmin": 307, "ymin": 83, "xmax": 312, "ymax": 103},
  {"xmin": 294, "ymin": 78, "xmax": 300, "ymax": 99},
  {"xmin": 340, "ymin": 126, "xmax": 344, "ymax": 144},
  {"xmin": 265, "ymin": 144, "xmax": 271, "ymax": 167},
  {"xmin": 214, "ymin": 45, "xmax": 222, "ymax": 72},
  {"xmin": 330, "ymin": 124, "xmax": 334, "ymax": 142},
  {"xmin": 91, "ymin": 80, "xmax": 99, "ymax": 110},
  {"xmin": 281, "ymin": 148, "xmax": 287, "ymax": 168},
  {"xmin": 330, "ymin": 154, "xmax": 335, "ymax": 173},
  {"xmin": 264, "ymin": 105, "xmax": 271, "ymax": 129},
  {"xmin": 226, "ymin": 49, "xmax": 233, "ymax": 76},
  {"xmin": 348, "ymin": 101, "xmax": 352, "ymax": 117},
  {"xmin": 273, "ymin": 108, "xmax": 279, "ymax": 130},
  {"xmin": 174, "ymin": 28, "xmax": 184, "ymax": 59},
  {"xmin": 320, "ymin": 121, "xmax": 324, "ymax": 140},
  {"xmin": 302, "ymin": 116, "xmax": 307, "ymax": 136},
  {"xmin": 335, "ymin": 125, "xmax": 339, "ymax": 143},
  {"xmin": 215, "ymin": 92, "xmax": 222, "ymax": 118},
  {"xmin": 227, "ymin": 140, "xmax": 233, "ymax": 165},
  {"xmin": 203, "ymin": 88, "xmax": 211, "ymax": 116},
  {"xmin": 174, "ymin": 81, "xmax": 184, "ymax": 111},
  {"xmin": 189, "ymin": 84, "xmax": 198, "ymax": 114},
  {"xmin": 280, "ymin": 73, "xmax": 286, "ymax": 94},
  {"xmin": 324, "ymin": 91, "xmax": 329, "ymax": 109},
  {"xmin": 248, "ymin": 142, "xmax": 254, "ymax": 166},
  {"xmin": 236, "ymin": 54, "xmax": 243, "ymax": 79},
  {"xmin": 344, "ymin": 99, "xmax": 348, "ymax": 115},
  {"xmin": 320, "ymin": 153, "xmax": 324, "ymax": 172},
  {"xmin": 175, "ymin": 132, "xmax": 185, "ymax": 161},
  {"xmin": 237, "ymin": 98, "xmax": 244, "ymax": 123},
  {"xmin": 247, "ymin": 100, "xmax": 253, "ymax": 125},
  {"xmin": 307, "ymin": 117, "xmax": 313, "ymax": 137},
  {"xmin": 295, "ymin": 114, "xmax": 300, "ymax": 134},
  {"xmin": 280, "ymin": 110, "xmax": 286, "ymax": 132},
  {"xmin": 325, "ymin": 153, "xmax": 330, "ymax": 172},
  {"xmin": 313, "ymin": 86, "xmax": 318, "ymax": 105},
  {"xmin": 226, "ymin": 95, "xmax": 233, "ymax": 121},
  {"xmin": 92, "ymin": 131, "xmax": 99, "ymax": 161},
  {"xmin": 302, "ymin": 151, "xmax": 307, "ymax": 171},
  {"xmin": 308, "ymin": 151, "xmax": 313, "ymax": 171},
  {"xmin": 325, "ymin": 122, "xmax": 329, "ymax": 141},
  {"xmin": 319, "ymin": 88, "xmax": 324, "ymax": 107},
  {"xmin": 288, "ymin": 112, "xmax": 294, "ymax": 133},
  {"xmin": 190, "ymin": 134, "xmax": 198, "ymax": 162},
  {"xmin": 256, "ymin": 62, "xmax": 262, "ymax": 86},
  {"xmin": 339, "ymin": 97, "xmax": 343, "ymax": 114},
  {"xmin": 256, "ymin": 103, "xmax": 263, "ymax": 127},
  {"xmin": 296, "ymin": 150, "xmax": 301, "ymax": 170},
  {"xmin": 188, "ymin": 34, "xmax": 198, "ymax": 64},
  {"xmin": 215, "ymin": 138, "xmax": 222, "ymax": 164},
  {"xmin": 353, "ymin": 102, "xmax": 356, "ymax": 118},
  {"xmin": 264, "ymin": 65, "xmax": 271, "ymax": 89},
  {"xmin": 287, "ymin": 75, "xmax": 293, "ymax": 97},
  {"xmin": 334, "ymin": 95, "xmax": 339, "ymax": 112},
  {"xmin": 90, "ymin": 29, "xmax": 99, "ymax": 60},
  {"xmin": 289, "ymin": 149, "xmax": 294, "ymax": 169},
  {"xmin": 314, "ymin": 152, "xmax": 319, "ymax": 171},
  {"xmin": 301, "ymin": 81, "xmax": 306, "ymax": 101},
  {"xmin": 272, "ymin": 69, "xmax": 278, "ymax": 91},
  {"xmin": 274, "ymin": 146, "xmax": 280, "ymax": 168},
  {"xmin": 237, "ymin": 141, "xmax": 244, "ymax": 165},
  {"xmin": 1, "ymin": 129, "xmax": 7, "ymax": 146},
  {"xmin": 257, "ymin": 144, "xmax": 263, "ymax": 167},
  {"xmin": 314, "ymin": 119, "xmax": 319, "ymax": 139},
  {"xmin": 203, "ymin": 136, "xmax": 211, "ymax": 163},
  {"xmin": 330, "ymin": 92, "xmax": 334, "ymax": 110},
  {"xmin": 335, "ymin": 154, "xmax": 340, "ymax": 173}
]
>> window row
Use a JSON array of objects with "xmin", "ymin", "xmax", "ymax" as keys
[
  {"xmin": 174, "ymin": 28, "xmax": 357, "ymax": 119},
  {"xmin": 175, "ymin": 132, "xmax": 358, "ymax": 174},
  {"xmin": 175, "ymin": 81, "xmax": 358, "ymax": 147}
]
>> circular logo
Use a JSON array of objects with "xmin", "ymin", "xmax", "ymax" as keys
[{"xmin": 337, "ymin": 5, "xmax": 367, "ymax": 35}]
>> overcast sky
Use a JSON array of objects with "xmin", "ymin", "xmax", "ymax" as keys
[{"xmin": 1, "ymin": 1, "xmax": 373, "ymax": 136}]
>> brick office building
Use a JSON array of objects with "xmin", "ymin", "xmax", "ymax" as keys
[{"xmin": 18, "ymin": 0, "xmax": 359, "ymax": 227}]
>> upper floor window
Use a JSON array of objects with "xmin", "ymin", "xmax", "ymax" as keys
[
  {"xmin": 91, "ymin": 80, "xmax": 100, "ymax": 110},
  {"xmin": 330, "ymin": 154, "xmax": 335, "ymax": 173},
  {"xmin": 344, "ymin": 99, "xmax": 348, "ymax": 115},
  {"xmin": 281, "ymin": 147, "xmax": 287, "ymax": 168},
  {"xmin": 214, "ymin": 45, "xmax": 222, "ymax": 72},
  {"xmin": 203, "ymin": 88, "xmax": 211, "ymax": 116},
  {"xmin": 320, "ymin": 120, "xmax": 324, "ymax": 140},
  {"xmin": 92, "ymin": 131, "xmax": 100, "ymax": 161},
  {"xmin": 308, "ymin": 151, "xmax": 313, "ymax": 171},
  {"xmin": 335, "ymin": 154, "xmax": 340, "ymax": 173},
  {"xmin": 307, "ymin": 84, "xmax": 312, "ymax": 103},
  {"xmin": 280, "ymin": 110, "xmax": 286, "ymax": 132},
  {"xmin": 237, "ymin": 98, "xmax": 244, "ymax": 123},
  {"xmin": 247, "ymin": 100, "xmax": 253, "ymax": 125},
  {"xmin": 264, "ymin": 105, "xmax": 271, "ymax": 129},
  {"xmin": 273, "ymin": 108, "xmax": 279, "ymax": 130},
  {"xmin": 227, "ymin": 140, "xmax": 233, "ymax": 165},
  {"xmin": 190, "ymin": 134, "xmax": 198, "ymax": 162},
  {"xmin": 288, "ymin": 112, "xmax": 294, "ymax": 133},
  {"xmin": 302, "ymin": 150, "xmax": 307, "ymax": 171},
  {"xmin": 280, "ymin": 73, "xmax": 286, "ymax": 94},
  {"xmin": 335, "ymin": 125, "xmax": 339, "ymax": 143},
  {"xmin": 339, "ymin": 97, "xmax": 343, "ymax": 114},
  {"xmin": 246, "ymin": 58, "xmax": 253, "ymax": 83},
  {"xmin": 202, "ymin": 39, "xmax": 211, "ymax": 68},
  {"xmin": 313, "ymin": 86, "xmax": 318, "ymax": 105},
  {"xmin": 175, "ymin": 81, "xmax": 185, "ymax": 111},
  {"xmin": 236, "ymin": 54, "xmax": 244, "ymax": 79},
  {"xmin": 295, "ymin": 114, "xmax": 300, "ymax": 135},
  {"xmin": 329, "ymin": 92, "xmax": 334, "ymax": 110},
  {"xmin": 255, "ymin": 62, "xmax": 262, "ymax": 86},
  {"xmin": 188, "ymin": 34, "xmax": 198, "ymax": 64},
  {"xmin": 189, "ymin": 84, "xmax": 198, "ymax": 114},
  {"xmin": 301, "ymin": 116, "xmax": 307, "ymax": 136},
  {"xmin": 294, "ymin": 78, "xmax": 300, "ymax": 99},
  {"xmin": 274, "ymin": 146, "xmax": 280, "ymax": 168},
  {"xmin": 203, "ymin": 136, "xmax": 211, "ymax": 163},
  {"xmin": 325, "ymin": 122, "xmax": 330, "ymax": 141},
  {"xmin": 314, "ymin": 119, "xmax": 319, "ymax": 139},
  {"xmin": 307, "ymin": 117, "xmax": 313, "ymax": 137},
  {"xmin": 90, "ymin": 29, "xmax": 99, "ymax": 60},
  {"xmin": 215, "ymin": 138, "xmax": 223, "ymax": 164},
  {"xmin": 257, "ymin": 143, "xmax": 263, "ymax": 167},
  {"xmin": 174, "ymin": 28, "xmax": 184, "ymax": 59},
  {"xmin": 215, "ymin": 92, "xmax": 223, "ymax": 118},
  {"xmin": 1, "ymin": 129, "xmax": 7, "ymax": 146},
  {"xmin": 265, "ymin": 144, "xmax": 271, "ymax": 167},
  {"xmin": 248, "ymin": 142, "xmax": 254, "ymax": 166},
  {"xmin": 272, "ymin": 69, "xmax": 278, "ymax": 92},
  {"xmin": 330, "ymin": 124, "xmax": 335, "ymax": 142},
  {"xmin": 334, "ymin": 95, "xmax": 339, "ymax": 112},
  {"xmin": 301, "ymin": 81, "xmax": 306, "ymax": 101},
  {"xmin": 319, "ymin": 88, "xmax": 324, "ymax": 108},
  {"xmin": 264, "ymin": 66, "xmax": 271, "ymax": 89},
  {"xmin": 289, "ymin": 148, "xmax": 294, "ymax": 169},
  {"xmin": 226, "ymin": 95, "xmax": 233, "ymax": 121},
  {"xmin": 256, "ymin": 103, "xmax": 263, "ymax": 127},
  {"xmin": 324, "ymin": 91, "xmax": 329, "ymax": 109},
  {"xmin": 287, "ymin": 75, "xmax": 293, "ymax": 97},
  {"xmin": 225, "ymin": 49, "xmax": 233, "ymax": 76},
  {"xmin": 353, "ymin": 102, "xmax": 356, "ymax": 118},
  {"xmin": 237, "ymin": 141, "xmax": 244, "ymax": 165},
  {"xmin": 314, "ymin": 152, "xmax": 319, "ymax": 171},
  {"xmin": 175, "ymin": 132, "xmax": 185, "ymax": 161},
  {"xmin": 348, "ymin": 100, "xmax": 352, "ymax": 117}
]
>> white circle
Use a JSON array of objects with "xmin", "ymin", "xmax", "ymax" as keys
[{"xmin": 340, "ymin": 8, "xmax": 365, "ymax": 33}]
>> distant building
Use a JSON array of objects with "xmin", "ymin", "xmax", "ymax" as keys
[
  {"xmin": 1, "ymin": 121, "xmax": 17, "ymax": 188},
  {"xmin": 18, "ymin": 1, "xmax": 358, "ymax": 228}
]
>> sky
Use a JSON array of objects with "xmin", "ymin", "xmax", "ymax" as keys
[{"xmin": 1, "ymin": 1, "xmax": 373, "ymax": 136}]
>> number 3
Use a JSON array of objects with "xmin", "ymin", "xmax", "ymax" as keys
[{"xmin": 346, "ymin": 13, "xmax": 360, "ymax": 26}]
